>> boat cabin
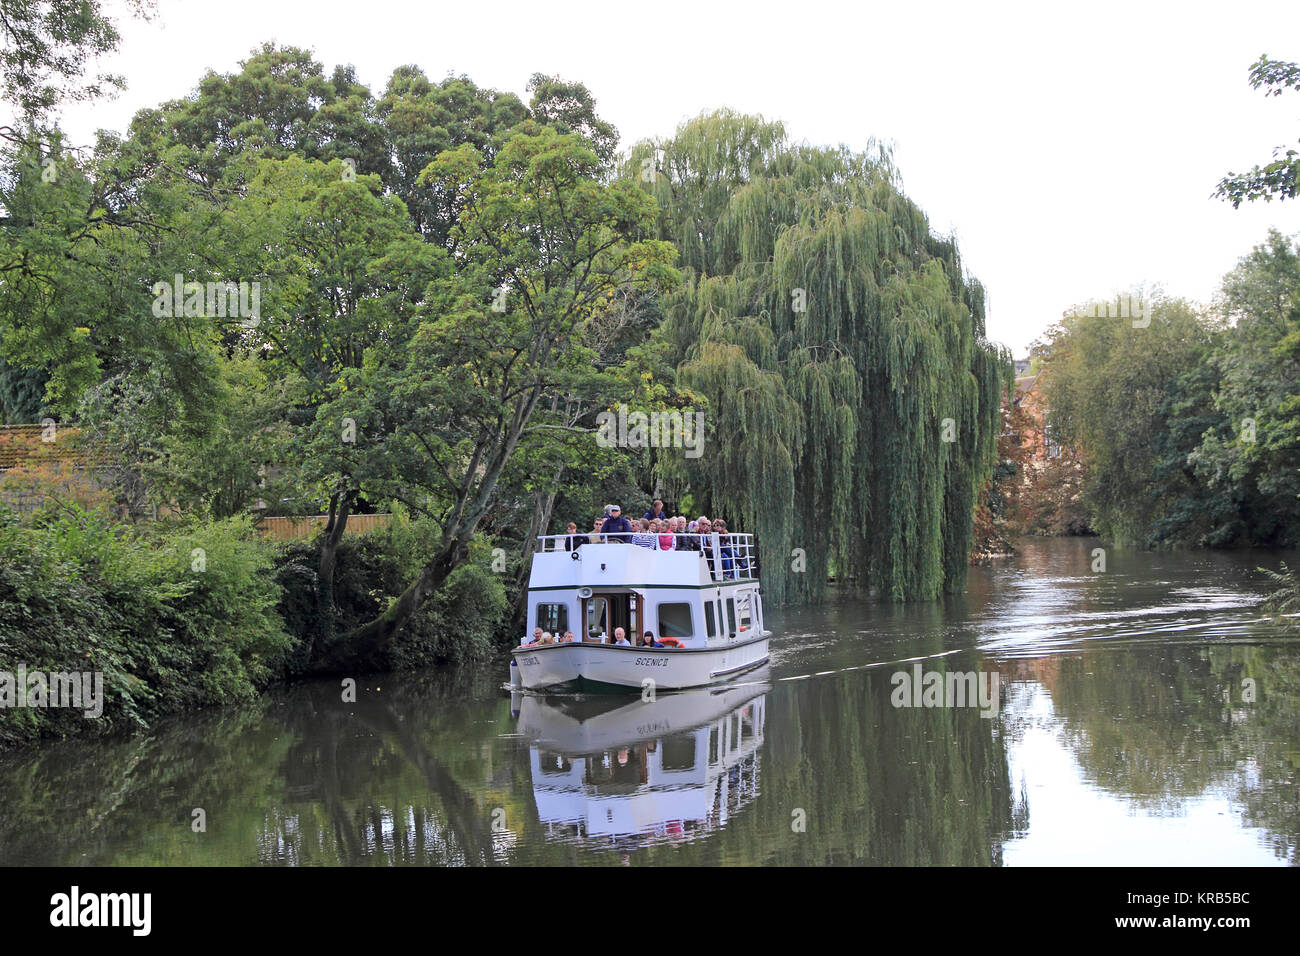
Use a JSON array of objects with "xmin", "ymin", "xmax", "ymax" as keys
[{"xmin": 527, "ymin": 533, "xmax": 765, "ymax": 649}]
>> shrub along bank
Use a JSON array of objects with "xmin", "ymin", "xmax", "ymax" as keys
[{"xmin": 0, "ymin": 504, "xmax": 505, "ymax": 749}]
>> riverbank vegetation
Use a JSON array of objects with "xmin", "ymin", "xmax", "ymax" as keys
[
  {"xmin": 1020, "ymin": 231, "xmax": 1300, "ymax": 550},
  {"xmin": 0, "ymin": 492, "xmax": 510, "ymax": 747},
  {"xmin": 0, "ymin": 500, "xmax": 286, "ymax": 746}
]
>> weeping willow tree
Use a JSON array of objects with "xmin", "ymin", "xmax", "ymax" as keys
[{"xmin": 626, "ymin": 111, "xmax": 1010, "ymax": 604}]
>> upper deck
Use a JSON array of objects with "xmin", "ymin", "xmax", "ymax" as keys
[{"xmin": 529, "ymin": 533, "xmax": 759, "ymax": 591}]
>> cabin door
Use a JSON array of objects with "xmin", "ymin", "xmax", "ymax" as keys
[{"xmin": 589, "ymin": 591, "xmax": 641, "ymax": 642}]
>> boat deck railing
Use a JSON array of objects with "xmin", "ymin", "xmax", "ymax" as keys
[{"xmin": 535, "ymin": 532, "xmax": 760, "ymax": 582}]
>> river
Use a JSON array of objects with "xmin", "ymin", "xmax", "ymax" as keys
[{"xmin": 2, "ymin": 537, "xmax": 1296, "ymax": 866}]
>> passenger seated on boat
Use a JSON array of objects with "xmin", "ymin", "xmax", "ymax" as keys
[
  {"xmin": 589, "ymin": 516, "xmax": 605, "ymax": 543},
  {"xmin": 523, "ymin": 627, "xmax": 543, "ymax": 646},
  {"xmin": 696, "ymin": 518, "xmax": 717, "ymax": 573},
  {"xmin": 563, "ymin": 521, "xmax": 589, "ymax": 551},
  {"xmin": 560, "ymin": 631, "xmax": 576, "ymax": 643},
  {"xmin": 631, "ymin": 518, "xmax": 657, "ymax": 549},
  {"xmin": 601, "ymin": 504, "xmax": 634, "ymax": 543},
  {"xmin": 641, "ymin": 630, "xmax": 662, "ymax": 648},
  {"xmin": 539, "ymin": 631, "xmax": 555, "ymax": 644},
  {"xmin": 657, "ymin": 519, "xmax": 676, "ymax": 551},
  {"xmin": 611, "ymin": 627, "xmax": 632, "ymax": 646},
  {"xmin": 714, "ymin": 518, "xmax": 736, "ymax": 577},
  {"xmin": 678, "ymin": 519, "xmax": 701, "ymax": 551}
]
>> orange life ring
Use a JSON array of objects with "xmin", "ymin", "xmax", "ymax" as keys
[{"xmin": 658, "ymin": 637, "xmax": 683, "ymax": 648}]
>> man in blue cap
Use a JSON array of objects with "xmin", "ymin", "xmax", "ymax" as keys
[{"xmin": 601, "ymin": 504, "xmax": 634, "ymax": 543}]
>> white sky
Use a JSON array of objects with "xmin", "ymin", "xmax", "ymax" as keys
[{"xmin": 54, "ymin": 0, "xmax": 1300, "ymax": 355}]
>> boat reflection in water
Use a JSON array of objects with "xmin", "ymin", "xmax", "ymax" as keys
[{"xmin": 513, "ymin": 675, "xmax": 769, "ymax": 853}]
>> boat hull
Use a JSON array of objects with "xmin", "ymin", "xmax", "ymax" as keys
[{"xmin": 512, "ymin": 635, "xmax": 770, "ymax": 691}]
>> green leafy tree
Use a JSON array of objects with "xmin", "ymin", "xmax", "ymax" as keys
[
  {"xmin": 376, "ymin": 66, "xmax": 527, "ymax": 247},
  {"xmin": 1217, "ymin": 56, "xmax": 1300, "ymax": 207},
  {"xmin": 314, "ymin": 128, "xmax": 677, "ymax": 668},
  {"xmin": 0, "ymin": 0, "xmax": 152, "ymax": 119},
  {"xmin": 1189, "ymin": 230, "xmax": 1300, "ymax": 545},
  {"xmin": 146, "ymin": 43, "xmax": 386, "ymax": 188},
  {"xmin": 1041, "ymin": 298, "xmax": 1218, "ymax": 545},
  {"xmin": 525, "ymin": 73, "xmax": 618, "ymax": 166},
  {"xmin": 0, "ymin": 130, "xmax": 230, "ymax": 415},
  {"xmin": 625, "ymin": 111, "xmax": 1009, "ymax": 602},
  {"xmin": 223, "ymin": 153, "xmax": 445, "ymax": 641}
]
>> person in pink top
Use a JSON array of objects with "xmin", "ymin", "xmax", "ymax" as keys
[{"xmin": 657, "ymin": 518, "xmax": 676, "ymax": 550}]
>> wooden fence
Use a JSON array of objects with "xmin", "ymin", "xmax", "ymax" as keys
[{"xmin": 255, "ymin": 513, "xmax": 393, "ymax": 541}]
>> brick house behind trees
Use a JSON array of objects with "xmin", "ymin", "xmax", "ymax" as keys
[
  {"xmin": 0, "ymin": 423, "xmax": 107, "ymax": 513},
  {"xmin": 1010, "ymin": 364, "xmax": 1091, "ymax": 536}
]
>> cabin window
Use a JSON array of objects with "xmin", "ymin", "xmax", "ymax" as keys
[
  {"xmin": 661, "ymin": 734, "xmax": 697, "ymax": 771},
  {"xmin": 736, "ymin": 593, "xmax": 752, "ymax": 631},
  {"xmin": 740, "ymin": 705, "xmax": 756, "ymax": 746},
  {"xmin": 705, "ymin": 600, "xmax": 718, "ymax": 638},
  {"xmin": 536, "ymin": 603, "xmax": 568, "ymax": 635},
  {"xmin": 537, "ymin": 751, "xmax": 573, "ymax": 777},
  {"xmin": 658, "ymin": 602, "xmax": 693, "ymax": 638},
  {"xmin": 725, "ymin": 597, "xmax": 737, "ymax": 635}
]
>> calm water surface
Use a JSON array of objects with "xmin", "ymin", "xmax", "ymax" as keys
[{"xmin": 3, "ymin": 537, "xmax": 1297, "ymax": 866}]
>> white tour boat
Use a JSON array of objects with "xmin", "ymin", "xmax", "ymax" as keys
[{"xmin": 510, "ymin": 531, "xmax": 771, "ymax": 691}]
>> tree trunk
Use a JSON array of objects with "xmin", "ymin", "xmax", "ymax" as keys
[
  {"xmin": 509, "ymin": 468, "xmax": 561, "ymax": 633},
  {"xmin": 312, "ymin": 535, "xmax": 468, "ymax": 674},
  {"xmin": 314, "ymin": 490, "xmax": 353, "ymax": 656},
  {"xmin": 313, "ymin": 382, "xmax": 546, "ymax": 672}
]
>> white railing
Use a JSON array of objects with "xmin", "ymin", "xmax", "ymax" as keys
[{"xmin": 535, "ymin": 532, "xmax": 759, "ymax": 581}]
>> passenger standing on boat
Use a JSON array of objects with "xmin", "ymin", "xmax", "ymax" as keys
[
  {"xmin": 601, "ymin": 505, "xmax": 634, "ymax": 543},
  {"xmin": 644, "ymin": 499, "xmax": 667, "ymax": 521},
  {"xmin": 563, "ymin": 521, "xmax": 588, "ymax": 551},
  {"xmin": 589, "ymin": 516, "xmax": 605, "ymax": 543}
]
